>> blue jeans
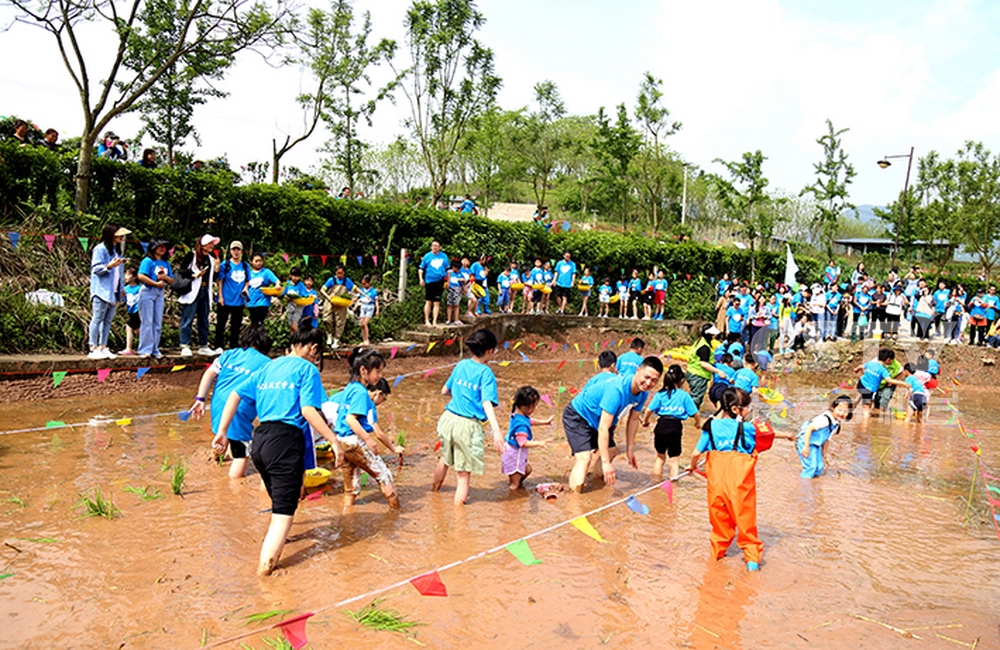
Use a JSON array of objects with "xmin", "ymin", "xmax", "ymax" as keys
[
  {"xmin": 179, "ymin": 288, "xmax": 210, "ymax": 346},
  {"xmin": 137, "ymin": 287, "xmax": 165, "ymax": 355},
  {"xmin": 88, "ymin": 296, "xmax": 117, "ymax": 348},
  {"xmin": 824, "ymin": 311, "xmax": 838, "ymax": 339}
]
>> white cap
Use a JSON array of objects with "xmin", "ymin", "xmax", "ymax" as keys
[
  {"xmin": 705, "ymin": 325, "xmax": 721, "ymax": 335},
  {"xmin": 200, "ymin": 234, "xmax": 220, "ymax": 247}
]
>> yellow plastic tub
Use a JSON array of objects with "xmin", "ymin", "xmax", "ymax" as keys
[
  {"xmin": 327, "ymin": 295, "xmax": 353, "ymax": 308},
  {"xmin": 291, "ymin": 295, "xmax": 316, "ymax": 306},
  {"xmin": 260, "ymin": 286, "xmax": 283, "ymax": 296},
  {"xmin": 304, "ymin": 467, "xmax": 331, "ymax": 488}
]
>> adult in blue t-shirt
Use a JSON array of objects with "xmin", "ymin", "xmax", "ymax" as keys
[
  {"xmin": 136, "ymin": 239, "xmax": 174, "ymax": 358},
  {"xmin": 419, "ymin": 240, "xmax": 449, "ymax": 327},
  {"xmin": 190, "ymin": 324, "xmax": 272, "ymax": 478},
  {"xmin": 214, "ymin": 328, "xmax": 341, "ymax": 576},
  {"xmin": 215, "ymin": 241, "xmax": 250, "ymax": 351},
  {"xmin": 563, "ymin": 357, "xmax": 663, "ymax": 491},
  {"xmin": 853, "ymin": 351, "xmax": 906, "ymax": 419},
  {"xmin": 553, "ymin": 252, "xmax": 578, "ymax": 314}
]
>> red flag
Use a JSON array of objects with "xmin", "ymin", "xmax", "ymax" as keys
[
  {"xmin": 433, "ymin": 439, "xmax": 442, "ymax": 451},
  {"xmin": 320, "ymin": 255, "xmax": 327, "ymax": 266},
  {"xmin": 276, "ymin": 612, "xmax": 314, "ymax": 650},
  {"xmin": 529, "ymin": 342, "xmax": 537, "ymax": 350},
  {"xmin": 444, "ymin": 338, "xmax": 456, "ymax": 346},
  {"xmin": 96, "ymin": 368, "xmax": 112, "ymax": 383},
  {"xmin": 410, "ymin": 571, "xmax": 448, "ymax": 597},
  {"xmin": 557, "ymin": 360, "xmax": 566, "ymax": 370},
  {"xmin": 569, "ymin": 387, "xmax": 579, "ymax": 396}
]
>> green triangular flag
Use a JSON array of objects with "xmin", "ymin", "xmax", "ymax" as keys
[
  {"xmin": 78, "ymin": 237, "xmax": 89, "ymax": 250},
  {"xmin": 360, "ymin": 473, "xmax": 368, "ymax": 487},
  {"xmin": 46, "ymin": 421, "xmax": 65, "ymax": 428},
  {"xmin": 593, "ymin": 341, "xmax": 599, "ymax": 351},
  {"xmin": 558, "ymin": 386, "xmax": 567, "ymax": 394},
  {"xmin": 577, "ymin": 360, "xmax": 583, "ymax": 369},
  {"xmin": 52, "ymin": 371, "xmax": 67, "ymax": 388},
  {"xmin": 505, "ymin": 538, "xmax": 542, "ymax": 565},
  {"xmin": 303, "ymin": 255, "xmax": 309, "ymax": 266},
  {"xmin": 388, "ymin": 255, "xmax": 394, "ymax": 265}
]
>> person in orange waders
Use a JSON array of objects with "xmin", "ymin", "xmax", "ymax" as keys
[{"xmin": 686, "ymin": 386, "xmax": 763, "ymax": 572}]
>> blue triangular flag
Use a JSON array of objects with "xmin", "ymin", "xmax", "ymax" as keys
[
  {"xmin": 406, "ymin": 344, "xmax": 416, "ymax": 352},
  {"xmin": 392, "ymin": 375, "xmax": 403, "ymax": 388},
  {"xmin": 504, "ymin": 341, "xmax": 510, "ymax": 349},
  {"xmin": 136, "ymin": 367, "xmax": 150, "ymax": 379},
  {"xmin": 626, "ymin": 495, "xmax": 649, "ymax": 515},
  {"xmin": 519, "ymin": 351, "xmax": 530, "ymax": 362},
  {"xmin": 177, "ymin": 411, "xmax": 190, "ymax": 421},
  {"xmin": 356, "ymin": 255, "xmax": 363, "ymax": 266},
  {"xmin": 8, "ymin": 232, "xmax": 20, "ymax": 249},
  {"xmin": 141, "ymin": 241, "xmax": 149, "ymax": 253}
]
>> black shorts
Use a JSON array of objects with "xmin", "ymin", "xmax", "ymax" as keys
[
  {"xmin": 128, "ymin": 311, "xmax": 141, "ymax": 330},
  {"xmin": 228, "ymin": 438, "xmax": 249, "ymax": 459},
  {"xmin": 641, "ymin": 292, "xmax": 654, "ymax": 305},
  {"xmin": 653, "ymin": 417, "xmax": 683, "ymax": 457},
  {"xmin": 532, "ymin": 289, "xmax": 543, "ymax": 303},
  {"xmin": 563, "ymin": 404, "xmax": 615, "ymax": 454},
  {"xmin": 250, "ymin": 421, "xmax": 306, "ymax": 516},
  {"xmin": 909, "ymin": 393, "xmax": 928, "ymax": 412},
  {"xmin": 856, "ymin": 380, "xmax": 875, "ymax": 405},
  {"xmin": 554, "ymin": 286, "xmax": 571, "ymax": 299},
  {"xmin": 424, "ymin": 279, "xmax": 445, "ymax": 303},
  {"xmin": 708, "ymin": 381, "xmax": 728, "ymax": 405}
]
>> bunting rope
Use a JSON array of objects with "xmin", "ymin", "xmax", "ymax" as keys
[{"xmin": 201, "ymin": 469, "xmax": 694, "ymax": 649}]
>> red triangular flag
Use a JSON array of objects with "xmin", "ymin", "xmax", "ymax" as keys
[
  {"xmin": 433, "ymin": 439, "xmax": 442, "ymax": 451},
  {"xmin": 43, "ymin": 234, "xmax": 56, "ymax": 251},
  {"xmin": 569, "ymin": 387, "xmax": 579, "ymax": 396},
  {"xmin": 276, "ymin": 612, "xmax": 314, "ymax": 650},
  {"xmin": 320, "ymin": 255, "xmax": 327, "ymax": 266},
  {"xmin": 410, "ymin": 571, "xmax": 448, "ymax": 597},
  {"xmin": 444, "ymin": 338, "xmax": 456, "ymax": 346},
  {"xmin": 96, "ymin": 368, "xmax": 112, "ymax": 383},
  {"xmin": 529, "ymin": 342, "xmax": 537, "ymax": 350},
  {"xmin": 557, "ymin": 360, "xmax": 566, "ymax": 370}
]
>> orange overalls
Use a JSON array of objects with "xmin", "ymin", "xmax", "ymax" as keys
[{"xmin": 704, "ymin": 421, "xmax": 763, "ymax": 564}]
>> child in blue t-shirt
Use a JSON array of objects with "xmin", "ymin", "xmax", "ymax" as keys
[
  {"xmin": 357, "ymin": 274, "xmax": 379, "ymax": 345},
  {"xmin": 598, "ymin": 278, "xmax": 613, "ymax": 318},
  {"xmin": 642, "ymin": 364, "xmax": 702, "ymax": 479},
  {"xmin": 501, "ymin": 386, "xmax": 552, "ymax": 490},
  {"xmin": 708, "ymin": 353, "xmax": 736, "ymax": 407},
  {"xmin": 796, "ymin": 395, "xmax": 853, "ymax": 479},
  {"xmin": 282, "ymin": 268, "xmax": 308, "ymax": 333},
  {"xmin": 300, "ymin": 275, "xmax": 319, "ymax": 330},
  {"xmin": 578, "ymin": 267, "xmax": 595, "ymax": 317},
  {"xmin": 732, "ymin": 354, "xmax": 760, "ymax": 396},
  {"xmin": 902, "ymin": 363, "xmax": 929, "ymax": 422},
  {"xmin": 121, "ymin": 267, "xmax": 141, "ymax": 355},
  {"xmin": 445, "ymin": 259, "xmax": 465, "ymax": 325},
  {"xmin": 497, "ymin": 268, "xmax": 512, "ymax": 313},
  {"xmin": 616, "ymin": 276, "xmax": 629, "ymax": 318},
  {"xmin": 853, "ymin": 349, "xmax": 907, "ymax": 420},
  {"xmin": 433, "ymin": 329, "xmax": 502, "ymax": 505}
]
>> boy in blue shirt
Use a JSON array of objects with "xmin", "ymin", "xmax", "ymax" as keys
[
  {"xmin": 732, "ymin": 354, "xmax": 760, "ymax": 396},
  {"xmin": 853, "ymin": 349, "xmax": 907, "ymax": 421},
  {"xmin": 470, "ymin": 254, "xmax": 490, "ymax": 315},
  {"xmin": 215, "ymin": 240, "xmax": 249, "ymax": 352},
  {"xmin": 616, "ymin": 338, "xmax": 645, "ymax": 376},
  {"xmin": 902, "ymin": 363, "xmax": 928, "ymax": 423},
  {"xmin": 121, "ymin": 267, "xmax": 141, "ymax": 355}
]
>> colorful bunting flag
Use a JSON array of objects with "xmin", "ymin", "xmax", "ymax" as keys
[
  {"xmin": 115, "ymin": 418, "xmax": 132, "ymax": 426},
  {"xmin": 558, "ymin": 386, "xmax": 567, "ymax": 394},
  {"xmin": 410, "ymin": 571, "xmax": 448, "ymax": 597},
  {"xmin": 320, "ymin": 255, "xmax": 327, "ymax": 266},
  {"xmin": 444, "ymin": 338, "xmax": 456, "ymax": 346},
  {"xmin": 540, "ymin": 394, "xmax": 552, "ymax": 407},
  {"xmin": 276, "ymin": 612, "xmax": 314, "ymax": 650},
  {"xmin": 571, "ymin": 516, "xmax": 609, "ymax": 543},
  {"xmin": 8, "ymin": 232, "xmax": 20, "ymax": 249},
  {"xmin": 46, "ymin": 421, "xmax": 65, "ymax": 428},
  {"xmin": 136, "ymin": 367, "xmax": 150, "ymax": 379},
  {"xmin": 406, "ymin": 344, "xmax": 416, "ymax": 352},
  {"xmin": 52, "ymin": 371, "xmax": 67, "ymax": 388},
  {"xmin": 302, "ymin": 255, "xmax": 309, "ymax": 266},
  {"xmin": 390, "ymin": 347, "xmax": 398, "ymax": 360},
  {"xmin": 424, "ymin": 368, "xmax": 435, "ymax": 378},
  {"xmin": 356, "ymin": 255, "xmax": 363, "ymax": 266},
  {"xmin": 519, "ymin": 351, "xmax": 530, "ymax": 362},
  {"xmin": 529, "ymin": 342, "xmax": 537, "ymax": 350},
  {"xmin": 506, "ymin": 539, "xmax": 542, "ymax": 565},
  {"xmin": 498, "ymin": 361, "xmax": 511, "ymax": 367},
  {"xmin": 282, "ymin": 253, "xmax": 289, "ymax": 263},
  {"xmin": 79, "ymin": 237, "xmax": 89, "ymax": 251},
  {"xmin": 626, "ymin": 495, "xmax": 650, "ymax": 515},
  {"xmin": 662, "ymin": 480, "xmax": 674, "ymax": 506},
  {"xmin": 557, "ymin": 360, "xmax": 566, "ymax": 370},
  {"xmin": 177, "ymin": 411, "xmax": 190, "ymax": 421},
  {"xmin": 550, "ymin": 342, "xmax": 557, "ymax": 353},
  {"xmin": 340, "ymin": 254, "xmax": 347, "ymax": 266},
  {"xmin": 392, "ymin": 375, "xmax": 403, "ymax": 388},
  {"xmin": 96, "ymin": 368, "xmax": 111, "ymax": 383},
  {"xmin": 503, "ymin": 341, "xmax": 510, "ymax": 349},
  {"xmin": 513, "ymin": 341, "xmax": 522, "ymax": 351},
  {"xmin": 427, "ymin": 342, "xmax": 436, "ymax": 352},
  {"xmin": 171, "ymin": 365, "xmax": 186, "ymax": 372},
  {"xmin": 372, "ymin": 255, "xmax": 378, "ymax": 266},
  {"xmin": 43, "ymin": 234, "xmax": 55, "ymax": 251}
]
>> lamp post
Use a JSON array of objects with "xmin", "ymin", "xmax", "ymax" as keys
[{"xmin": 876, "ymin": 146, "xmax": 915, "ymax": 263}]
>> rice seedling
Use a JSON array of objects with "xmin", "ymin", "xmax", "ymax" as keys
[
  {"xmin": 170, "ymin": 460, "xmax": 187, "ymax": 495},
  {"xmin": 6, "ymin": 495, "xmax": 26, "ymax": 508},
  {"xmin": 396, "ymin": 430, "xmax": 407, "ymax": 447},
  {"xmin": 160, "ymin": 455, "xmax": 171, "ymax": 472},
  {"xmin": 0, "ymin": 573, "xmax": 13, "ymax": 581},
  {"xmin": 16, "ymin": 537, "xmax": 60, "ymax": 543},
  {"xmin": 242, "ymin": 609, "xmax": 293, "ymax": 627},
  {"xmin": 123, "ymin": 485, "xmax": 164, "ymax": 501},
  {"xmin": 238, "ymin": 635, "xmax": 293, "ymax": 650},
  {"xmin": 344, "ymin": 599, "xmax": 422, "ymax": 633},
  {"xmin": 76, "ymin": 487, "xmax": 121, "ymax": 519}
]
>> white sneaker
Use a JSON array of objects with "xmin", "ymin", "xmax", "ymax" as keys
[
  {"xmin": 180, "ymin": 346, "xmax": 193, "ymax": 357},
  {"xmin": 197, "ymin": 347, "xmax": 215, "ymax": 356},
  {"xmin": 213, "ymin": 347, "xmax": 224, "ymax": 355},
  {"xmin": 102, "ymin": 348, "xmax": 117, "ymax": 359},
  {"xmin": 87, "ymin": 350, "xmax": 104, "ymax": 360},
  {"xmin": 332, "ymin": 339, "xmax": 339, "ymax": 349}
]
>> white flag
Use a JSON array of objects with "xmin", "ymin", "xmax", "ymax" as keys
[{"xmin": 784, "ymin": 244, "xmax": 799, "ymax": 289}]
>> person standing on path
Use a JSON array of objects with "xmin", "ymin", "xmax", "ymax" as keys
[
  {"xmin": 177, "ymin": 234, "xmax": 219, "ymax": 357},
  {"xmin": 215, "ymin": 240, "xmax": 249, "ymax": 353},
  {"xmin": 136, "ymin": 238, "xmax": 174, "ymax": 359},
  {"xmin": 88, "ymin": 223, "xmax": 129, "ymax": 359},
  {"xmin": 320, "ymin": 264, "xmax": 355, "ymax": 348},
  {"xmin": 553, "ymin": 251, "xmax": 577, "ymax": 315},
  {"xmin": 419, "ymin": 240, "xmax": 449, "ymax": 327}
]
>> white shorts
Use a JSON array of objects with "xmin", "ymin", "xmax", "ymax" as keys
[{"xmin": 360, "ymin": 304, "xmax": 375, "ymax": 319}]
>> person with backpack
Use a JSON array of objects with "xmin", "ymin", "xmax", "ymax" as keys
[
  {"xmin": 215, "ymin": 241, "xmax": 250, "ymax": 352},
  {"xmin": 176, "ymin": 234, "xmax": 220, "ymax": 357}
]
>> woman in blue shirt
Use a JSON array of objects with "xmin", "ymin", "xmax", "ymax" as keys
[
  {"xmin": 136, "ymin": 238, "xmax": 174, "ymax": 359},
  {"xmin": 88, "ymin": 223, "xmax": 129, "ymax": 360},
  {"xmin": 213, "ymin": 326, "xmax": 343, "ymax": 576},
  {"xmin": 432, "ymin": 329, "xmax": 503, "ymax": 506},
  {"xmin": 246, "ymin": 253, "xmax": 280, "ymax": 326},
  {"xmin": 214, "ymin": 241, "xmax": 249, "ymax": 353}
]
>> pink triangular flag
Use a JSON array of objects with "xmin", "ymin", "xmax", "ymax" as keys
[
  {"xmin": 96, "ymin": 368, "xmax": 112, "ymax": 383},
  {"xmin": 550, "ymin": 342, "xmax": 557, "ymax": 352},
  {"xmin": 276, "ymin": 612, "xmax": 314, "ymax": 650},
  {"xmin": 372, "ymin": 255, "xmax": 378, "ymax": 266},
  {"xmin": 539, "ymin": 393, "xmax": 552, "ymax": 407},
  {"xmin": 282, "ymin": 253, "xmax": 289, "ymax": 263},
  {"xmin": 410, "ymin": 571, "xmax": 448, "ymax": 596},
  {"xmin": 390, "ymin": 346, "xmax": 398, "ymax": 360},
  {"xmin": 423, "ymin": 368, "xmax": 435, "ymax": 379},
  {"xmin": 661, "ymin": 480, "xmax": 674, "ymax": 506},
  {"xmin": 43, "ymin": 234, "xmax": 56, "ymax": 251}
]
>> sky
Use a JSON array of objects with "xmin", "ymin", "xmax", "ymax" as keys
[{"xmin": 3, "ymin": 0, "xmax": 1000, "ymax": 205}]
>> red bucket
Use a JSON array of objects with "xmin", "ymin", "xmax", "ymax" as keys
[{"xmin": 752, "ymin": 418, "xmax": 776, "ymax": 453}]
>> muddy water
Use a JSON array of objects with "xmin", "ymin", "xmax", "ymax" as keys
[{"xmin": 1, "ymin": 360, "xmax": 998, "ymax": 649}]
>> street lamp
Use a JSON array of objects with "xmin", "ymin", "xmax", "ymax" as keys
[{"xmin": 876, "ymin": 146, "xmax": 915, "ymax": 262}]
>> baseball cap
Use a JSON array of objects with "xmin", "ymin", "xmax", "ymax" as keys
[
  {"xmin": 200, "ymin": 234, "xmax": 220, "ymax": 247},
  {"xmin": 229, "ymin": 240, "xmax": 243, "ymax": 250},
  {"xmin": 705, "ymin": 325, "xmax": 721, "ymax": 336}
]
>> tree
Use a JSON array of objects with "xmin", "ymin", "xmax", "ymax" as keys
[
  {"xmin": 800, "ymin": 119, "xmax": 856, "ymax": 256},
  {"xmin": 456, "ymin": 105, "xmax": 523, "ymax": 211},
  {"xmin": 524, "ymin": 80, "xmax": 566, "ymax": 209},
  {"xmin": 556, "ymin": 114, "xmax": 599, "ymax": 216},
  {"xmin": 6, "ymin": 0, "xmax": 285, "ymax": 212},
  {"xmin": 592, "ymin": 104, "xmax": 641, "ymax": 232},
  {"xmin": 953, "ymin": 141, "xmax": 1000, "ymax": 276},
  {"xmin": 633, "ymin": 71, "xmax": 681, "ymax": 234},
  {"xmin": 712, "ymin": 150, "xmax": 776, "ymax": 281},
  {"xmin": 365, "ymin": 136, "xmax": 427, "ymax": 200},
  {"xmin": 123, "ymin": 0, "xmax": 230, "ymax": 168},
  {"xmin": 398, "ymin": 0, "xmax": 501, "ymax": 205}
]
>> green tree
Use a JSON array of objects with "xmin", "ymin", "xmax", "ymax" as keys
[
  {"xmin": 954, "ymin": 141, "xmax": 1000, "ymax": 276},
  {"xmin": 6, "ymin": 0, "xmax": 286, "ymax": 212},
  {"xmin": 367, "ymin": 136, "xmax": 427, "ymax": 200},
  {"xmin": 123, "ymin": 0, "xmax": 230, "ymax": 168},
  {"xmin": 592, "ymin": 104, "xmax": 642, "ymax": 232},
  {"xmin": 456, "ymin": 105, "xmax": 524, "ymax": 210},
  {"xmin": 398, "ymin": 0, "xmax": 502, "ymax": 205},
  {"xmin": 800, "ymin": 119, "xmax": 856, "ymax": 256},
  {"xmin": 712, "ymin": 150, "xmax": 776, "ymax": 281},
  {"xmin": 633, "ymin": 71, "xmax": 681, "ymax": 234},
  {"xmin": 557, "ymin": 114, "xmax": 599, "ymax": 216},
  {"xmin": 524, "ymin": 80, "xmax": 566, "ymax": 209}
]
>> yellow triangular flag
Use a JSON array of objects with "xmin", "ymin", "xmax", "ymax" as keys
[
  {"xmin": 574, "ymin": 343, "xmax": 580, "ymax": 353},
  {"xmin": 617, "ymin": 339, "xmax": 623, "ymax": 347},
  {"xmin": 571, "ymin": 516, "xmax": 609, "ymax": 543},
  {"xmin": 780, "ymin": 408, "xmax": 788, "ymax": 419},
  {"xmin": 513, "ymin": 341, "xmax": 522, "ymax": 350},
  {"xmin": 427, "ymin": 341, "xmax": 436, "ymax": 352},
  {"xmin": 498, "ymin": 361, "xmax": 511, "ymax": 367},
  {"xmin": 115, "ymin": 418, "xmax": 132, "ymax": 426},
  {"xmin": 170, "ymin": 365, "xmax": 186, "ymax": 372},
  {"xmin": 593, "ymin": 358, "xmax": 598, "ymax": 370}
]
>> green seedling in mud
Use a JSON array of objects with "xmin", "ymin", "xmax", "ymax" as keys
[
  {"xmin": 6, "ymin": 495, "xmax": 26, "ymax": 508},
  {"xmin": 242, "ymin": 610, "xmax": 293, "ymax": 627},
  {"xmin": 17, "ymin": 537, "xmax": 60, "ymax": 543},
  {"xmin": 239, "ymin": 635, "xmax": 293, "ymax": 650},
  {"xmin": 344, "ymin": 599, "xmax": 423, "ymax": 633},
  {"xmin": 76, "ymin": 487, "xmax": 120, "ymax": 519},
  {"xmin": 396, "ymin": 430, "xmax": 407, "ymax": 447},
  {"xmin": 160, "ymin": 455, "xmax": 171, "ymax": 472},
  {"xmin": 123, "ymin": 485, "xmax": 164, "ymax": 501},
  {"xmin": 170, "ymin": 461, "xmax": 187, "ymax": 495},
  {"xmin": 0, "ymin": 572, "xmax": 13, "ymax": 581}
]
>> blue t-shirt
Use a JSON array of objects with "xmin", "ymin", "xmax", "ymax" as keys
[
  {"xmin": 460, "ymin": 199, "xmax": 476, "ymax": 213},
  {"xmin": 727, "ymin": 341, "xmax": 745, "ymax": 359},
  {"xmin": 647, "ymin": 388, "xmax": 698, "ymax": 419},
  {"xmin": 138, "ymin": 257, "xmax": 173, "ymax": 288},
  {"xmin": 498, "ymin": 272, "xmax": 511, "ymax": 290},
  {"xmin": 616, "ymin": 280, "xmax": 629, "ymax": 296},
  {"xmin": 860, "ymin": 360, "xmax": 890, "ymax": 392},
  {"xmin": 333, "ymin": 381, "xmax": 375, "ymax": 436},
  {"xmin": 798, "ymin": 412, "xmax": 839, "ymax": 447},
  {"xmin": 579, "ymin": 275, "xmax": 594, "ymax": 292},
  {"xmin": 210, "ymin": 347, "xmax": 271, "ymax": 441},
  {"xmin": 301, "ymin": 287, "xmax": 318, "ymax": 326},
  {"xmin": 733, "ymin": 367, "xmax": 759, "ymax": 393},
  {"xmin": 247, "ymin": 268, "xmax": 279, "ymax": 308},
  {"xmin": 542, "ymin": 269, "xmax": 554, "ymax": 284},
  {"xmin": 629, "ymin": 278, "xmax": 643, "ymax": 293},
  {"xmin": 984, "ymin": 294, "xmax": 999, "ymax": 320},
  {"xmin": 235, "ymin": 355, "xmax": 326, "ymax": 431},
  {"xmin": 218, "ymin": 259, "xmax": 249, "ymax": 306},
  {"xmin": 528, "ymin": 267, "xmax": 545, "ymax": 285},
  {"xmin": 726, "ymin": 306, "xmax": 743, "ymax": 333},
  {"xmin": 282, "ymin": 280, "xmax": 307, "ymax": 298},
  {"xmin": 696, "ymin": 418, "xmax": 757, "ymax": 454},
  {"xmin": 714, "ymin": 365, "xmax": 736, "ymax": 386},
  {"xmin": 616, "ymin": 351, "xmax": 643, "ymax": 376},
  {"xmin": 599, "ymin": 284, "xmax": 613, "ymax": 299},
  {"xmin": 323, "ymin": 275, "xmax": 355, "ymax": 292},
  {"xmin": 652, "ymin": 278, "xmax": 668, "ymax": 292},
  {"xmin": 358, "ymin": 286, "xmax": 377, "ymax": 307},
  {"xmin": 555, "ymin": 260, "xmax": 577, "ymax": 288},
  {"xmin": 570, "ymin": 373, "xmax": 648, "ymax": 430},
  {"xmin": 826, "ymin": 291, "xmax": 841, "ymax": 312},
  {"xmin": 933, "ymin": 289, "xmax": 950, "ymax": 313},
  {"xmin": 854, "ymin": 291, "xmax": 871, "ymax": 313},
  {"xmin": 124, "ymin": 284, "xmax": 141, "ymax": 314},
  {"xmin": 420, "ymin": 251, "xmax": 450, "ymax": 283},
  {"xmin": 905, "ymin": 375, "xmax": 928, "ymax": 396},
  {"xmin": 717, "ymin": 279, "xmax": 731, "ymax": 296},
  {"xmin": 505, "ymin": 412, "xmax": 533, "ymax": 447},
  {"xmin": 470, "ymin": 261, "xmax": 488, "ymax": 287},
  {"xmin": 970, "ymin": 297, "xmax": 987, "ymax": 318},
  {"xmin": 445, "ymin": 359, "xmax": 498, "ymax": 421},
  {"xmin": 927, "ymin": 359, "xmax": 939, "ymax": 376}
]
